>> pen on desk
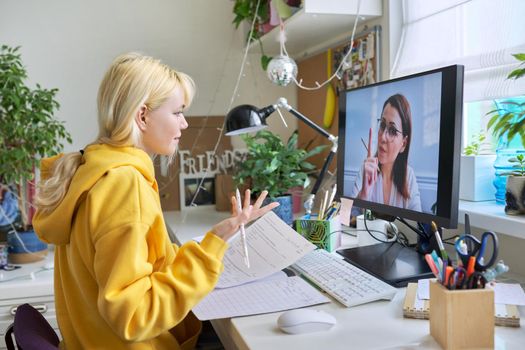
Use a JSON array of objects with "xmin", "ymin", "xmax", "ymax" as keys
[{"xmin": 236, "ymin": 188, "xmax": 250, "ymax": 268}]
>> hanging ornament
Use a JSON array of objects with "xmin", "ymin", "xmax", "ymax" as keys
[{"xmin": 267, "ymin": 55, "xmax": 297, "ymax": 86}]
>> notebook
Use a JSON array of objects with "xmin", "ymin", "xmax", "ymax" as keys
[{"xmin": 403, "ymin": 283, "xmax": 521, "ymax": 327}]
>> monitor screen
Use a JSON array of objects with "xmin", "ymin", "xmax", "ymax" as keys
[{"xmin": 337, "ymin": 65, "xmax": 464, "ymax": 228}]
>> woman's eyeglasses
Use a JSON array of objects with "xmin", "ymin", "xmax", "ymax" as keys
[{"xmin": 377, "ymin": 118, "xmax": 402, "ymax": 143}]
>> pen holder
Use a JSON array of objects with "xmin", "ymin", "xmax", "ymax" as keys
[
  {"xmin": 294, "ymin": 216, "xmax": 341, "ymax": 252},
  {"xmin": 429, "ymin": 280, "xmax": 494, "ymax": 350}
]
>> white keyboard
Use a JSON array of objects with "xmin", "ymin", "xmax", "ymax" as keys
[{"xmin": 292, "ymin": 249, "xmax": 397, "ymax": 307}]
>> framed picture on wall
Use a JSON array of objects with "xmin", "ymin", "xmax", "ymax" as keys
[{"xmin": 179, "ymin": 174, "xmax": 216, "ymax": 210}]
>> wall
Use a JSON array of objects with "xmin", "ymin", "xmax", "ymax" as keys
[{"xmin": 0, "ymin": 0, "xmax": 297, "ymax": 152}]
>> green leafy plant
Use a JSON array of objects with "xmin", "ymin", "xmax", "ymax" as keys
[
  {"xmin": 464, "ymin": 132, "xmax": 486, "ymax": 155},
  {"xmin": 232, "ymin": 0, "xmax": 273, "ymax": 70},
  {"xmin": 234, "ymin": 130, "xmax": 325, "ymax": 198},
  {"xmin": 504, "ymin": 154, "xmax": 525, "ymax": 176},
  {"xmin": 507, "ymin": 53, "xmax": 525, "ymax": 80},
  {"xmin": 486, "ymin": 53, "xmax": 525, "ymax": 148},
  {"xmin": 0, "ymin": 45, "xmax": 72, "ymax": 230}
]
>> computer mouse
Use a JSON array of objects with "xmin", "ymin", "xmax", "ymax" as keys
[{"xmin": 277, "ymin": 308, "xmax": 336, "ymax": 334}]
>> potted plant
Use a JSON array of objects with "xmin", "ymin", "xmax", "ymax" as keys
[
  {"xmin": 234, "ymin": 130, "xmax": 324, "ymax": 225},
  {"xmin": 0, "ymin": 45, "xmax": 72, "ymax": 263},
  {"xmin": 504, "ymin": 154, "xmax": 525, "ymax": 215},
  {"xmin": 459, "ymin": 132, "xmax": 496, "ymax": 201}
]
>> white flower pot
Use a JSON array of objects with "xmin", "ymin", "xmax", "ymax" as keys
[{"xmin": 459, "ymin": 155, "xmax": 496, "ymax": 201}]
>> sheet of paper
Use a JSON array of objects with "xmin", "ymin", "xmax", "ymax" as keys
[
  {"xmin": 339, "ymin": 198, "xmax": 354, "ymax": 226},
  {"xmin": 413, "ymin": 292, "xmax": 426, "ymax": 310},
  {"xmin": 193, "ymin": 276, "xmax": 330, "ymax": 320},
  {"xmin": 216, "ymin": 211, "xmax": 316, "ymax": 289},
  {"xmin": 494, "ymin": 283, "xmax": 525, "ymax": 305},
  {"xmin": 417, "ymin": 278, "xmax": 431, "ymax": 300}
]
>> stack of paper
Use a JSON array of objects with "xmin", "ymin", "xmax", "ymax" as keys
[{"xmin": 192, "ymin": 212, "xmax": 330, "ymax": 320}]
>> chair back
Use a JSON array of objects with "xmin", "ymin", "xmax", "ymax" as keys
[{"xmin": 4, "ymin": 303, "xmax": 59, "ymax": 350}]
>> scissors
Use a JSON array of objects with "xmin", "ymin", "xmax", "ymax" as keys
[
  {"xmin": 454, "ymin": 231, "xmax": 498, "ymax": 271},
  {"xmin": 446, "ymin": 267, "xmax": 487, "ymax": 290}
]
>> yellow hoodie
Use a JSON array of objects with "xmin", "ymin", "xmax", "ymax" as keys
[{"xmin": 33, "ymin": 144, "xmax": 227, "ymax": 349}]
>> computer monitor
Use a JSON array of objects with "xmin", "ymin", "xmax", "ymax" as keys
[{"xmin": 336, "ymin": 65, "xmax": 464, "ymax": 287}]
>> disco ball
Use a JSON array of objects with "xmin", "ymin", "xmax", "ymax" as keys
[{"xmin": 267, "ymin": 55, "xmax": 298, "ymax": 86}]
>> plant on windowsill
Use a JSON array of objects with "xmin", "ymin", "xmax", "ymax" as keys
[
  {"xmin": 503, "ymin": 154, "xmax": 525, "ymax": 215},
  {"xmin": 459, "ymin": 132, "xmax": 496, "ymax": 202},
  {"xmin": 234, "ymin": 130, "xmax": 325, "ymax": 225},
  {"xmin": 0, "ymin": 45, "xmax": 72, "ymax": 263}
]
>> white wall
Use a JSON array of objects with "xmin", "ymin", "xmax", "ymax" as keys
[{"xmin": 0, "ymin": 0, "xmax": 297, "ymax": 152}]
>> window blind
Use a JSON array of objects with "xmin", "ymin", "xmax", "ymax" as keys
[{"xmin": 391, "ymin": 0, "xmax": 525, "ymax": 102}]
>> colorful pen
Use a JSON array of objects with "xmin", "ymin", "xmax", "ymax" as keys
[
  {"xmin": 425, "ymin": 254, "xmax": 440, "ymax": 279},
  {"xmin": 442, "ymin": 259, "xmax": 448, "ymax": 284},
  {"xmin": 437, "ymin": 257, "xmax": 443, "ymax": 281},
  {"xmin": 236, "ymin": 188, "xmax": 250, "ymax": 268},
  {"xmin": 466, "ymin": 256, "xmax": 476, "ymax": 277},
  {"xmin": 444, "ymin": 266, "xmax": 454, "ymax": 288},
  {"xmin": 431, "ymin": 221, "xmax": 449, "ymax": 263}
]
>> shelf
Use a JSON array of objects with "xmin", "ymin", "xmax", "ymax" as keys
[
  {"xmin": 458, "ymin": 200, "xmax": 525, "ymax": 239},
  {"xmin": 250, "ymin": 0, "xmax": 382, "ymax": 59}
]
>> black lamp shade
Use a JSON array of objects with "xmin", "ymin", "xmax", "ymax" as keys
[{"xmin": 225, "ymin": 104, "xmax": 269, "ymax": 136}]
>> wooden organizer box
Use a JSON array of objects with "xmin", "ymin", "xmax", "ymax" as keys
[{"xmin": 429, "ymin": 280, "xmax": 494, "ymax": 349}]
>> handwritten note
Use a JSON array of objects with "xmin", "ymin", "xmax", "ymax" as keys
[
  {"xmin": 193, "ymin": 276, "xmax": 330, "ymax": 320},
  {"xmin": 216, "ymin": 211, "xmax": 316, "ymax": 289}
]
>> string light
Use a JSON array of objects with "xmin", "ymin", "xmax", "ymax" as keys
[{"xmin": 273, "ymin": 0, "xmax": 362, "ymax": 91}]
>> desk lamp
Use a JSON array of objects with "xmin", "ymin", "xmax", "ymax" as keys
[{"xmin": 225, "ymin": 97, "xmax": 338, "ymax": 217}]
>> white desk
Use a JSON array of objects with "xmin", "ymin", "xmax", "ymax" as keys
[{"xmin": 163, "ymin": 208, "xmax": 525, "ymax": 350}]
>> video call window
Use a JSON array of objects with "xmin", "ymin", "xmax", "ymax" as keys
[{"xmin": 342, "ymin": 72, "xmax": 442, "ymax": 215}]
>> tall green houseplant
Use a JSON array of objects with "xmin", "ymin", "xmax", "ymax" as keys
[{"xmin": 0, "ymin": 45, "xmax": 72, "ymax": 261}]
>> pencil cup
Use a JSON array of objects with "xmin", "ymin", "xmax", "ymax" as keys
[
  {"xmin": 294, "ymin": 216, "xmax": 341, "ymax": 252},
  {"xmin": 429, "ymin": 280, "xmax": 494, "ymax": 350}
]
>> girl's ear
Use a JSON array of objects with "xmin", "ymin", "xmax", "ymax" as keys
[{"xmin": 135, "ymin": 105, "xmax": 148, "ymax": 131}]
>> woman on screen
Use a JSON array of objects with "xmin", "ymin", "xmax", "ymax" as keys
[{"xmin": 351, "ymin": 94, "xmax": 422, "ymax": 211}]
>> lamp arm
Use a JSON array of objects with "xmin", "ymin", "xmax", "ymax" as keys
[
  {"xmin": 276, "ymin": 98, "xmax": 335, "ymax": 140},
  {"xmin": 274, "ymin": 98, "xmax": 339, "ymax": 217}
]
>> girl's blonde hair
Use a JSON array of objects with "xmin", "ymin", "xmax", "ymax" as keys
[{"xmin": 36, "ymin": 53, "xmax": 195, "ymax": 213}]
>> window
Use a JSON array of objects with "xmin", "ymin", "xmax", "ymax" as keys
[{"xmin": 391, "ymin": 0, "xmax": 525, "ymax": 103}]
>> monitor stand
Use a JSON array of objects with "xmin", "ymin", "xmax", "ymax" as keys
[{"xmin": 337, "ymin": 242, "xmax": 433, "ymax": 288}]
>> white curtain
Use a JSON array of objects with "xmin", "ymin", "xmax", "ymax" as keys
[{"xmin": 391, "ymin": 0, "xmax": 525, "ymax": 102}]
